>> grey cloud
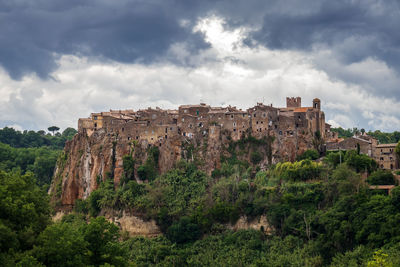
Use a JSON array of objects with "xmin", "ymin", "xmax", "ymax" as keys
[{"xmin": 0, "ymin": 0, "xmax": 210, "ymax": 79}]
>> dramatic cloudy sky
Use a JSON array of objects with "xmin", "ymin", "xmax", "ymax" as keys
[{"xmin": 1, "ymin": 0, "xmax": 399, "ymax": 132}]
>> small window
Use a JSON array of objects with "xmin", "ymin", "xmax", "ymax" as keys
[
  {"xmin": 254, "ymin": 114, "xmax": 256, "ymax": 117},
  {"xmin": 196, "ymin": 110, "xmax": 199, "ymax": 115},
  {"xmin": 94, "ymin": 123, "xmax": 97, "ymax": 128},
  {"xmin": 94, "ymin": 116, "xmax": 98, "ymax": 120},
  {"xmin": 231, "ymin": 115, "xmax": 233, "ymax": 119},
  {"xmin": 279, "ymin": 131, "xmax": 282, "ymax": 135},
  {"xmin": 233, "ymin": 128, "xmax": 236, "ymax": 132}
]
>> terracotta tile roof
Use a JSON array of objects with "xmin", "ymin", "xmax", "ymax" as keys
[{"xmin": 294, "ymin": 107, "xmax": 311, "ymax": 112}]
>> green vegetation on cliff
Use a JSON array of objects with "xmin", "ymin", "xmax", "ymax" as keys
[{"xmin": 2, "ymin": 131, "xmax": 400, "ymax": 266}]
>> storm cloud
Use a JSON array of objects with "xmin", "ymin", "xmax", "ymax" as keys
[{"xmin": 0, "ymin": 0, "xmax": 399, "ymax": 132}]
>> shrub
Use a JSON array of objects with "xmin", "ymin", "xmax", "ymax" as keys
[
  {"xmin": 166, "ymin": 217, "xmax": 201, "ymax": 244},
  {"xmin": 296, "ymin": 149, "xmax": 319, "ymax": 161},
  {"xmin": 250, "ymin": 151, "xmax": 263, "ymax": 165},
  {"xmin": 367, "ymin": 170, "xmax": 397, "ymax": 185}
]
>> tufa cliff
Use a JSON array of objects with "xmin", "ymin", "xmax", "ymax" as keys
[{"xmin": 50, "ymin": 97, "xmax": 336, "ymax": 210}]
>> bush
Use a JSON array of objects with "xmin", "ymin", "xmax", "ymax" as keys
[
  {"xmin": 166, "ymin": 217, "xmax": 201, "ymax": 244},
  {"xmin": 250, "ymin": 151, "xmax": 263, "ymax": 165},
  {"xmin": 367, "ymin": 170, "xmax": 397, "ymax": 185},
  {"xmin": 275, "ymin": 160, "xmax": 323, "ymax": 181},
  {"xmin": 296, "ymin": 149, "xmax": 319, "ymax": 161}
]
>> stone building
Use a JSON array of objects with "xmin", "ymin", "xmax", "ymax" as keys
[
  {"xmin": 374, "ymin": 143, "xmax": 398, "ymax": 170},
  {"xmin": 326, "ymin": 135, "xmax": 377, "ymax": 157}
]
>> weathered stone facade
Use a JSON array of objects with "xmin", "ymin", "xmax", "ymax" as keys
[
  {"xmin": 51, "ymin": 97, "xmax": 334, "ymax": 208},
  {"xmin": 374, "ymin": 143, "xmax": 398, "ymax": 170}
]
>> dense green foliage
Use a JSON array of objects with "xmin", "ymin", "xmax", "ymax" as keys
[
  {"xmin": 3, "ymin": 130, "xmax": 400, "ymax": 266},
  {"xmin": 0, "ymin": 127, "xmax": 77, "ymax": 186},
  {"xmin": 0, "ymin": 142, "xmax": 60, "ymax": 185},
  {"xmin": 137, "ymin": 146, "xmax": 159, "ymax": 181},
  {"xmin": 367, "ymin": 170, "xmax": 397, "ymax": 185},
  {"xmin": 0, "ymin": 127, "xmax": 76, "ymax": 149},
  {"xmin": 331, "ymin": 127, "xmax": 400, "ymax": 144},
  {"xmin": 297, "ymin": 149, "xmax": 320, "ymax": 161}
]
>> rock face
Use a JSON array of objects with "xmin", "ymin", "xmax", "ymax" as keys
[
  {"xmin": 50, "ymin": 98, "xmax": 333, "ymax": 210},
  {"xmin": 228, "ymin": 215, "xmax": 272, "ymax": 234},
  {"xmin": 110, "ymin": 212, "xmax": 161, "ymax": 237}
]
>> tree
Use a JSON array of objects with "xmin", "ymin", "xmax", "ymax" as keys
[
  {"xmin": 62, "ymin": 128, "xmax": 77, "ymax": 139},
  {"xmin": 312, "ymin": 131, "xmax": 324, "ymax": 155},
  {"xmin": 395, "ymin": 141, "xmax": 400, "ymax": 168},
  {"xmin": 47, "ymin": 126, "xmax": 60, "ymax": 136},
  {"xmin": 33, "ymin": 222, "xmax": 88, "ymax": 267},
  {"xmin": 367, "ymin": 170, "xmax": 396, "ymax": 185},
  {"xmin": 166, "ymin": 217, "xmax": 201, "ymax": 244},
  {"xmin": 0, "ymin": 171, "xmax": 50, "ymax": 256},
  {"xmin": 82, "ymin": 217, "xmax": 126, "ymax": 266}
]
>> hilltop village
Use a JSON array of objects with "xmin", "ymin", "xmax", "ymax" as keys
[
  {"xmin": 52, "ymin": 97, "xmax": 398, "ymax": 209},
  {"xmin": 78, "ymin": 97, "xmax": 333, "ymax": 162},
  {"xmin": 78, "ymin": 97, "xmax": 397, "ymax": 170}
]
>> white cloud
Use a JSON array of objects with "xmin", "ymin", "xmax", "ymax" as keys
[{"xmin": 0, "ymin": 15, "xmax": 399, "ymax": 133}]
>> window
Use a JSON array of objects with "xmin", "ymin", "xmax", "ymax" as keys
[
  {"xmin": 196, "ymin": 110, "xmax": 199, "ymax": 115},
  {"xmin": 94, "ymin": 123, "xmax": 97, "ymax": 128},
  {"xmin": 231, "ymin": 115, "xmax": 233, "ymax": 118},
  {"xmin": 233, "ymin": 122, "xmax": 236, "ymax": 127},
  {"xmin": 279, "ymin": 131, "xmax": 282, "ymax": 135},
  {"xmin": 254, "ymin": 114, "xmax": 256, "ymax": 117},
  {"xmin": 94, "ymin": 116, "xmax": 98, "ymax": 120},
  {"xmin": 184, "ymin": 109, "xmax": 188, "ymax": 113}
]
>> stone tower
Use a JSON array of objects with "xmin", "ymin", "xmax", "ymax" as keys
[
  {"xmin": 286, "ymin": 97, "xmax": 301, "ymax": 108},
  {"xmin": 313, "ymin": 98, "xmax": 321, "ymax": 110}
]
